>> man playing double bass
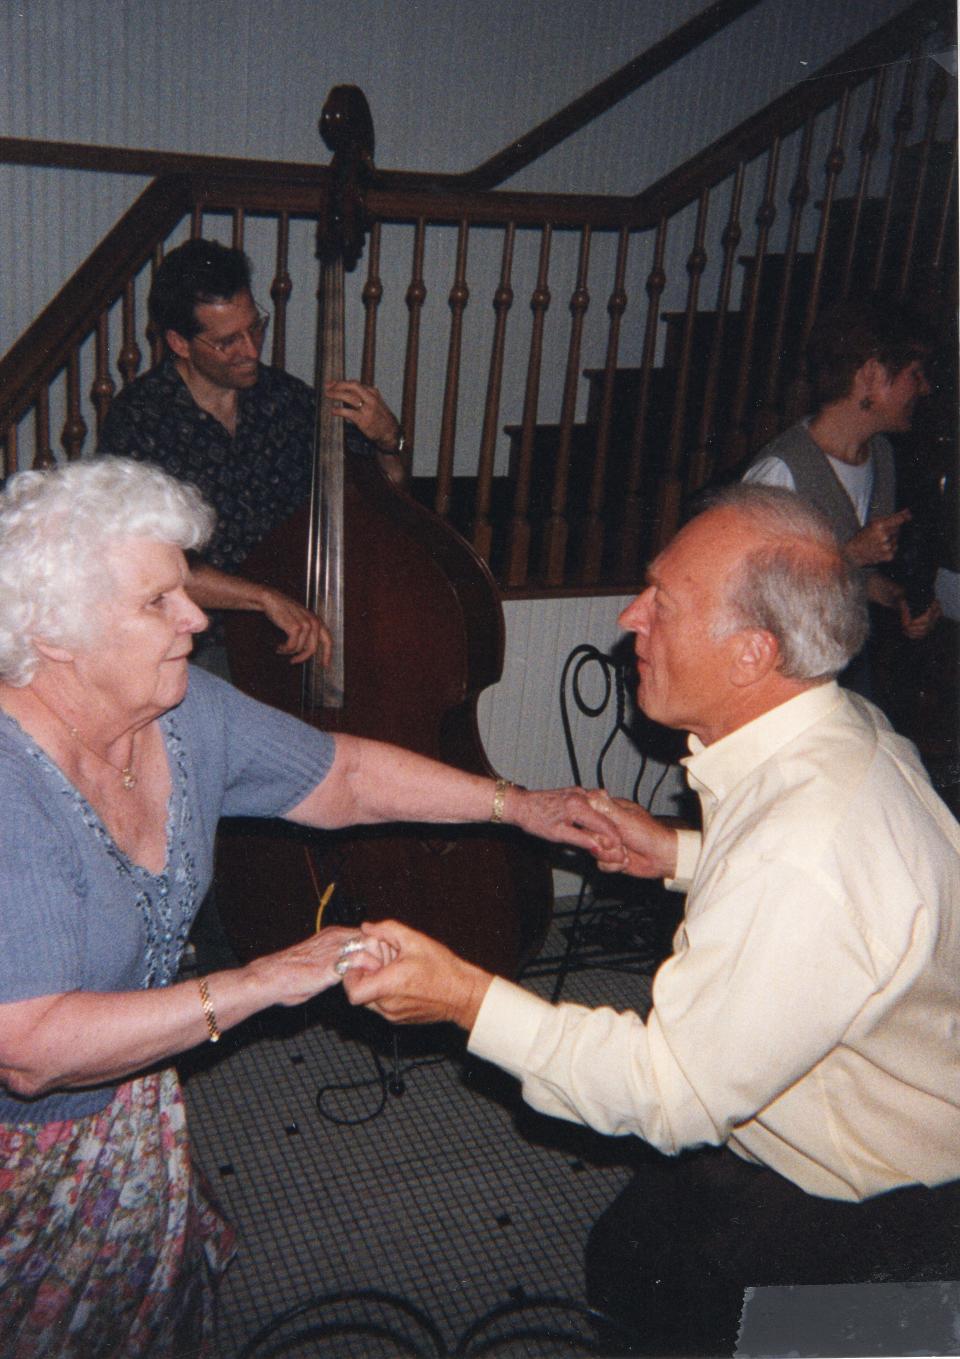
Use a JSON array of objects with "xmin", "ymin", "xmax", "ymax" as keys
[{"xmin": 98, "ymin": 237, "xmax": 403, "ymax": 677}]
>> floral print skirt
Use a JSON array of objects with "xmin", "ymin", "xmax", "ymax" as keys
[{"xmin": 0, "ymin": 1067, "xmax": 236, "ymax": 1358}]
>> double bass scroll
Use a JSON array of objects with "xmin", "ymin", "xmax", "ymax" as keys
[{"xmin": 218, "ymin": 86, "xmax": 553, "ymax": 977}]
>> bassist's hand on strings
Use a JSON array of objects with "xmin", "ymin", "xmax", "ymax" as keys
[
  {"xmin": 184, "ymin": 563, "xmax": 332, "ymax": 665},
  {"xmin": 325, "ymin": 380, "xmax": 405, "ymax": 482},
  {"xmin": 258, "ymin": 586, "xmax": 333, "ymax": 666}
]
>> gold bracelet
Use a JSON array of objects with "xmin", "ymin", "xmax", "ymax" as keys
[
  {"xmin": 197, "ymin": 976, "xmax": 221, "ymax": 1044},
  {"xmin": 490, "ymin": 777, "xmax": 511, "ymax": 824}
]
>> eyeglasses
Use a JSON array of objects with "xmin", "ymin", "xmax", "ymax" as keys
[{"xmin": 193, "ymin": 306, "xmax": 270, "ymax": 357}]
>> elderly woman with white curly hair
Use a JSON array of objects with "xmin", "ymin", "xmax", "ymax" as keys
[{"xmin": 0, "ymin": 456, "xmax": 614, "ymax": 1357}]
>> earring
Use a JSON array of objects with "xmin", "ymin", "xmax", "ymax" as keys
[{"xmin": 859, "ymin": 396, "xmax": 873, "ymax": 411}]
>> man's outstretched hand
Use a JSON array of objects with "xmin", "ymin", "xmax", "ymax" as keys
[
  {"xmin": 343, "ymin": 919, "xmax": 493, "ymax": 1032},
  {"xmin": 586, "ymin": 790, "xmax": 680, "ymax": 879}
]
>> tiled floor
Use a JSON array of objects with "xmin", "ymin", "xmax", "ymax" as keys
[{"xmin": 181, "ymin": 891, "xmax": 671, "ymax": 1358}]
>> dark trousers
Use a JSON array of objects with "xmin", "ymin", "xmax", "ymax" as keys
[{"xmin": 585, "ymin": 1144, "xmax": 960, "ymax": 1357}]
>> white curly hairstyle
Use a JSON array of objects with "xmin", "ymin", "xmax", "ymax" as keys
[{"xmin": 0, "ymin": 456, "xmax": 215, "ymax": 686}]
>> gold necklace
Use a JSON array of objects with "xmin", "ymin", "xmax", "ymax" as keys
[{"xmin": 31, "ymin": 689, "xmax": 138, "ymax": 791}]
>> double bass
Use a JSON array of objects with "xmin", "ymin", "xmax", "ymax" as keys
[{"xmin": 216, "ymin": 87, "xmax": 552, "ymax": 977}]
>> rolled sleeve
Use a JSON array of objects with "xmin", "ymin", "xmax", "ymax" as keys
[{"xmin": 665, "ymin": 828, "xmax": 701, "ymax": 892}]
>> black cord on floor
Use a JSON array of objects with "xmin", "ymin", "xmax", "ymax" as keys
[{"xmin": 315, "ymin": 1028, "xmax": 447, "ymax": 1127}]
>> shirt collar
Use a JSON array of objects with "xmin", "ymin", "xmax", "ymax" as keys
[
  {"xmin": 160, "ymin": 355, "xmax": 263, "ymax": 413},
  {"xmin": 682, "ymin": 681, "xmax": 845, "ymax": 805}
]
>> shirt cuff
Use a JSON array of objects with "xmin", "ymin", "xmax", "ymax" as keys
[
  {"xmin": 468, "ymin": 975, "xmax": 553, "ymax": 1073},
  {"xmin": 665, "ymin": 828, "xmax": 701, "ymax": 892}
]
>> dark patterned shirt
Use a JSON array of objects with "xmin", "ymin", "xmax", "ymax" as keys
[{"xmin": 98, "ymin": 358, "xmax": 368, "ymax": 569}]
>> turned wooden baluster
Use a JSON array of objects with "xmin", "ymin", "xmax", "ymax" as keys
[
  {"xmin": 434, "ymin": 220, "xmax": 470, "ymax": 519},
  {"xmin": 788, "ymin": 91, "xmax": 851, "ymax": 421},
  {"xmin": 270, "ymin": 212, "xmax": 292, "ymax": 370},
  {"xmin": 725, "ymin": 143, "xmax": 778, "ymax": 468},
  {"xmin": 360, "ymin": 221, "xmax": 383, "ymax": 383},
  {"xmin": 688, "ymin": 161, "xmax": 744, "ymax": 492},
  {"xmin": 929, "ymin": 122, "xmax": 957, "ymax": 282},
  {"xmin": 91, "ymin": 310, "xmax": 116, "ymax": 435},
  {"xmin": 472, "ymin": 223, "xmax": 515, "ymax": 565},
  {"xmin": 839, "ymin": 70, "xmax": 887, "ymax": 299},
  {"xmin": 33, "ymin": 388, "xmax": 54, "ymax": 471},
  {"xmin": 897, "ymin": 61, "xmax": 949, "ymax": 298},
  {"xmin": 579, "ymin": 226, "xmax": 628, "ymax": 586},
  {"xmin": 3, "ymin": 427, "xmax": 17, "ymax": 480},
  {"xmin": 870, "ymin": 52, "xmax": 919, "ymax": 292},
  {"xmin": 149, "ymin": 245, "xmax": 164, "ymax": 368},
  {"xmin": 399, "ymin": 220, "xmax": 427, "ymax": 479},
  {"xmin": 61, "ymin": 350, "xmax": 87, "ymax": 461},
  {"xmin": 542, "ymin": 224, "xmax": 592, "ymax": 585},
  {"xmin": 618, "ymin": 217, "xmax": 667, "ymax": 579},
  {"xmin": 753, "ymin": 123, "xmax": 811, "ymax": 445},
  {"xmin": 231, "ymin": 208, "xmax": 245, "ymax": 250},
  {"xmin": 190, "ymin": 204, "xmax": 203, "ymax": 238},
  {"xmin": 118, "ymin": 279, "xmax": 142, "ymax": 388},
  {"xmin": 505, "ymin": 224, "xmax": 552, "ymax": 589},
  {"xmin": 654, "ymin": 188, "xmax": 709, "ymax": 552}
]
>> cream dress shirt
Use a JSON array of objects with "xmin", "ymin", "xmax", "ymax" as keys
[{"xmin": 469, "ymin": 683, "xmax": 960, "ymax": 1201}]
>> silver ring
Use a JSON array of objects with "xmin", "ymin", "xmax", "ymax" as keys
[
  {"xmin": 334, "ymin": 958, "xmax": 350, "ymax": 977},
  {"xmin": 339, "ymin": 937, "xmax": 366, "ymax": 957}
]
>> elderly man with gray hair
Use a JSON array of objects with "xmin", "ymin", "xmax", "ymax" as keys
[{"xmin": 347, "ymin": 484, "xmax": 960, "ymax": 1356}]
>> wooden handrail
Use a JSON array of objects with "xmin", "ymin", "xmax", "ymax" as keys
[
  {"xmin": 3, "ymin": 0, "xmax": 949, "ymax": 223},
  {"xmin": 631, "ymin": 0, "xmax": 954, "ymax": 227},
  {"xmin": 0, "ymin": 0, "xmax": 762, "ymax": 197},
  {"xmin": 0, "ymin": 177, "xmax": 191, "ymax": 428},
  {"xmin": 2, "ymin": 0, "xmax": 953, "ymax": 591},
  {"xmin": 424, "ymin": 0, "xmax": 767, "ymax": 191},
  {"xmin": 0, "ymin": 137, "xmax": 327, "ymax": 184}
]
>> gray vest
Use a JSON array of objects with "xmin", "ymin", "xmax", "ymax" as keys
[{"xmin": 750, "ymin": 424, "xmax": 896, "ymax": 544}]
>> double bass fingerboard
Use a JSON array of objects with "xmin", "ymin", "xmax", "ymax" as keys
[{"xmin": 303, "ymin": 256, "xmax": 346, "ymax": 714}]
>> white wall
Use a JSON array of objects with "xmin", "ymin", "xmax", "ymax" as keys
[
  {"xmin": 478, "ymin": 593, "xmax": 688, "ymax": 895},
  {"xmin": 1, "ymin": 0, "xmax": 921, "ymax": 352}
]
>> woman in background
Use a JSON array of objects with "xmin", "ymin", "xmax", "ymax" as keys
[{"xmin": 744, "ymin": 296, "xmax": 941, "ymax": 695}]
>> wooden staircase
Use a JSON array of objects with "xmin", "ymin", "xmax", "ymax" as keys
[
  {"xmin": 409, "ymin": 132, "xmax": 957, "ymax": 589},
  {"xmin": 1, "ymin": 0, "xmax": 955, "ymax": 598}
]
